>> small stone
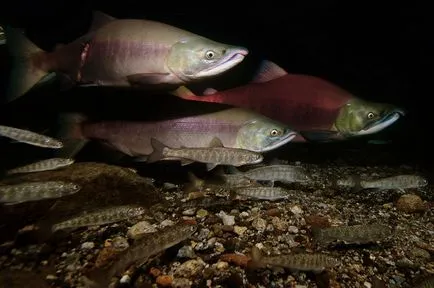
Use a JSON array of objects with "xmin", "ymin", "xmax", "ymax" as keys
[
  {"xmin": 217, "ymin": 211, "xmax": 235, "ymax": 226},
  {"xmin": 290, "ymin": 205, "xmax": 303, "ymax": 215},
  {"xmin": 239, "ymin": 211, "xmax": 250, "ymax": 218},
  {"xmin": 252, "ymin": 217, "xmax": 267, "ymax": 232},
  {"xmin": 177, "ymin": 246, "xmax": 196, "ymax": 259},
  {"xmin": 187, "ymin": 191, "xmax": 205, "ymax": 200},
  {"xmin": 156, "ymin": 275, "xmax": 173, "ymax": 287},
  {"xmin": 196, "ymin": 209, "xmax": 208, "ymax": 218},
  {"xmin": 183, "ymin": 208, "xmax": 196, "ymax": 216},
  {"xmin": 119, "ymin": 275, "xmax": 131, "ymax": 284},
  {"xmin": 234, "ymin": 226, "xmax": 247, "ymax": 236},
  {"xmin": 216, "ymin": 261, "xmax": 229, "ymax": 270},
  {"xmin": 221, "ymin": 225, "xmax": 234, "ymax": 232},
  {"xmin": 172, "ymin": 277, "xmax": 192, "ymax": 288},
  {"xmin": 160, "ymin": 219, "xmax": 175, "ymax": 227},
  {"xmin": 304, "ymin": 215, "xmax": 330, "ymax": 228},
  {"xmin": 271, "ymin": 217, "xmax": 288, "ymax": 231},
  {"xmin": 149, "ymin": 267, "xmax": 161, "ymax": 277},
  {"xmin": 220, "ymin": 253, "xmax": 251, "ymax": 267},
  {"xmin": 396, "ymin": 194, "xmax": 426, "ymax": 213},
  {"xmin": 266, "ymin": 208, "xmax": 282, "ymax": 216},
  {"xmin": 127, "ymin": 220, "xmax": 157, "ymax": 240},
  {"xmin": 46, "ymin": 275, "xmax": 57, "ymax": 281},
  {"xmin": 288, "ymin": 226, "xmax": 299, "ymax": 234},
  {"xmin": 175, "ymin": 259, "xmax": 206, "ymax": 278},
  {"xmin": 364, "ymin": 282, "xmax": 372, "ymax": 288},
  {"xmin": 81, "ymin": 242, "xmax": 95, "ymax": 250}
]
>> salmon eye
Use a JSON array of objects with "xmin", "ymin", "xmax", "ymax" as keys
[
  {"xmin": 367, "ymin": 112, "xmax": 375, "ymax": 119},
  {"xmin": 270, "ymin": 129, "xmax": 281, "ymax": 136},
  {"xmin": 205, "ymin": 50, "xmax": 215, "ymax": 59}
]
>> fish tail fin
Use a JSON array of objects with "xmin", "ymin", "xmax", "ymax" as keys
[
  {"xmin": 170, "ymin": 86, "xmax": 198, "ymax": 100},
  {"xmin": 147, "ymin": 138, "xmax": 168, "ymax": 163},
  {"xmin": 5, "ymin": 27, "xmax": 50, "ymax": 102},
  {"xmin": 55, "ymin": 113, "xmax": 89, "ymax": 158},
  {"xmin": 247, "ymin": 246, "xmax": 265, "ymax": 269}
]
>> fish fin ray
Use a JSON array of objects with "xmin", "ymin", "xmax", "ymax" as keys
[
  {"xmin": 170, "ymin": 85, "xmax": 197, "ymax": 99},
  {"xmin": 206, "ymin": 163, "xmax": 218, "ymax": 171},
  {"xmin": 5, "ymin": 27, "xmax": 49, "ymax": 102},
  {"xmin": 209, "ymin": 137, "xmax": 224, "ymax": 147},
  {"xmin": 55, "ymin": 113, "xmax": 88, "ymax": 158},
  {"xmin": 251, "ymin": 60, "xmax": 287, "ymax": 84},
  {"xmin": 180, "ymin": 159, "xmax": 194, "ymax": 166},
  {"xmin": 90, "ymin": 11, "xmax": 117, "ymax": 32},
  {"xmin": 148, "ymin": 138, "xmax": 168, "ymax": 163}
]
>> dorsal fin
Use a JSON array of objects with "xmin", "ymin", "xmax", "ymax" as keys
[
  {"xmin": 89, "ymin": 11, "xmax": 117, "ymax": 32},
  {"xmin": 251, "ymin": 60, "xmax": 288, "ymax": 83},
  {"xmin": 209, "ymin": 137, "xmax": 224, "ymax": 147}
]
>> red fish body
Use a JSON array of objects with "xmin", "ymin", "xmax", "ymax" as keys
[{"xmin": 173, "ymin": 62, "xmax": 352, "ymax": 142}]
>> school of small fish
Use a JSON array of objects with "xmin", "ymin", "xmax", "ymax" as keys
[{"xmin": 0, "ymin": 10, "xmax": 431, "ymax": 288}]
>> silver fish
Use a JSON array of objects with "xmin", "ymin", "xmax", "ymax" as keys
[
  {"xmin": 250, "ymin": 246, "xmax": 338, "ymax": 272},
  {"xmin": 312, "ymin": 223, "xmax": 393, "ymax": 245},
  {"xmin": 0, "ymin": 181, "xmax": 80, "ymax": 205},
  {"xmin": 148, "ymin": 137, "xmax": 263, "ymax": 171},
  {"xmin": 87, "ymin": 222, "xmax": 197, "ymax": 287},
  {"xmin": 52, "ymin": 205, "xmax": 147, "ymax": 232},
  {"xmin": 0, "ymin": 125, "xmax": 63, "ymax": 148},
  {"xmin": 235, "ymin": 164, "xmax": 311, "ymax": 186},
  {"xmin": 234, "ymin": 186, "xmax": 290, "ymax": 200},
  {"xmin": 6, "ymin": 158, "xmax": 74, "ymax": 175},
  {"xmin": 337, "ymin": 174, "xmax": 428, "ymax": 191}
]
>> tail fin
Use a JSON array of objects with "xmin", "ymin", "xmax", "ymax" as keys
[
  {"xmin": 184, "ymin": 171, "xmax": 204, "ymax": 193},
  {"xmin": 147, "ymin": 138, "xmax": 168, "ymax": 163},
  {"xmin": 55, "ymin": 113, "xmax": 89, "ymax": 158},
  {"xmin": 5, "ymin": 27, "xmax": 50, "ymax": 102}
]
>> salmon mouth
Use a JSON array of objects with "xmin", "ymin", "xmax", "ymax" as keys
[
  {"xmin": 261, "ymin": 131, "xmax": 297, "ymax": 152},
  {"xmin": 198, "ymin": 48, "xmax": 249, "ymax": 77},
  {"xmin": 359, "ymin": 109, "xmax": 405, "ymax": 135}
]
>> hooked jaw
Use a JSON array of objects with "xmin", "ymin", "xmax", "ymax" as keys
[
  {"xmin": 196, "ymin": 47, "xmax": 249, "ymax": 78},
  {"xmin": 357, "ymin": 108, "xmax": 406, "ymax": 136},
  {"xmin": 260, "ymin": 131, "xmax": 298, "ymax": 152}
]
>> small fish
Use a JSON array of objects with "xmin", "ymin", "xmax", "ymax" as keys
[
  {"xmin": 181, "ymin": 197, "xmax": 234, "ymax": 209},
  {"xmin": 234, "ymin": 186, "xmax": 290, "ymax": 201},
  {"xmin": 52, "ymin": 205, "xmax": 147, "ymax": 232},
  {"xmin": 6, "ymin": 158, "xmax": 74, "ymax": 175},
  {"xmin": 312, "ymin": 223, "xmax": 393, "ymax": 245},
  {"xmin": 337, "ymin": 174, "xmax": 428, "ymax": 192},
  {"xmin": 171, "ymin": 60, "xmax": 405, "ymax": 142},
  {"xmin": 5, "ymin": 11, "xmax": 248, "ymax": 102},
  {"xmin": 0, "ymin": 125, "xmax": 63, "ymax": 148},
  {"xmin": 184, "ymin": 170, "xmax": 257, "ymax": 193},
  {"xmin": 0, "ymin": 26, "xmax": 5, "ymax": 45},
  {"xmin": 249, "ymin": 246, "xmax": 338, "ymax": 272},
  {"xmin": 86, "ymin": 222, "xmax": 197, "ymax": 287},
  {"xmin": 0, "ymin": 181, "xmax": 80, "ymax": 205},
  {"xmin": 147, "ymin": 137, "xmax": 263, "ymax": 171},
  {"xmin": 230, "ymin": 165, "xmax": 311, "ymax": 186}
]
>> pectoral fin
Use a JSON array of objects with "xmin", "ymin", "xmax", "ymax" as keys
[{"xmin": 209, "ymin": 137, "xmax": 224, "ymax": 147}]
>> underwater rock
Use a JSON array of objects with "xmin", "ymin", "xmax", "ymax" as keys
[{"xmin": 0, "ymin": 162, "xmax": 161, "ymax": 241}]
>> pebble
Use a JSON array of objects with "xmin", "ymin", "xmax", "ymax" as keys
[
  {"xmin": 127, "ymin": 220, "xmax": 157, "ymax": 239},
  {"xmin": 156, "ymin": 275, "xmax": 173, "ymax": 287},
  {"xmin": 396, "ymin": 194, "xmax": 426, "ymax": 213},
  {"xmin": 287, "ymin": 226, "xmax": 299, "ymax": 234},
  {"xmin": 234, "ymin": 226, "xmax": 247, "ymax": 236},
  {"xmin": 196, "ymin": 209, "xmax": 208, "ymax": 218},
  {"xmin": 81, "ymin": 242, "xmax": 95, "ymax": 250},
  {"xmin": 172, "ymin": 277, "xmax": 192, "ymax": 288},
  {"xmin": 217, "ymin": 211, "xmax": 235, "ymax": 226},
  {"xmin": 175, "ymin": 259, "xmax": 206, "ymax": 278},
  {"xmin": 183, "ymin": 208, "xmax": 196, "ymax": 216},
  {"xmin": 160, "ymin": 219, "xmax": 175, "ymax": 227},
  {"xmin": 177, "ymin": 245, "xmax": 197, "ymax": 259},
  {"xmin": 271, "ymin": 217, "xmax": 288, "ymax": 231},
  {"xmin": 252, "ymin": 217, "xmax": 267, "ymax": 232},
  {"xmin": 290, "ymin": 205, "xmax": 303, "ymax": 215}
]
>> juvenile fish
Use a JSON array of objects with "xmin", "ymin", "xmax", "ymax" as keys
[
  {"xmin": 250, "ymin": 246, "xmax": 338, "ymax": 272},
  {"xmin": 87, "ymin": 222, "xmax": 197, "ymax": 287},
  {"xmin": 0, "ymin": 125, "xmax": 63, "ymax": 148},
  {"xmin": 52, "ymin": 205, "xmax": 147, "ymax": 232},
  {"xmin": 0, "ymin": 181, "xmax": 80, "ymax": 205},
  {"xmin": 6, "ymin": 158, "xmax": 74, "ymax": 175},
  {"xmin": 234, "ymin": 186, "xmax": 290, "ymax": 201},
  {"xmin": 238, "ymin": 165, "xmax": 311, "ymax": 186},
  {"xmin": 312, "ymin": 223, "xmax": 393, "ymax": 245},
  {"xmin": 181, "ymin": 197, "xmax": 234, "ymax": 209},
  {"xmin": 148, "ymin": 137, "xmax": 263, "ymax": 171},
  {"xmin": 337, "ymin": 175, "xmax": 428, "ymax": 192}
]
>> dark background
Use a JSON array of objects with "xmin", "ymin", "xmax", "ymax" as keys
[{"xmin": 0, "ymin": 2, "xmax": 432, "ymax": 173}]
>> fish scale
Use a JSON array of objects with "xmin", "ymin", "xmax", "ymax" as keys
[{"xmin": 52, "ymin": 205, "xmax": 147, "ymax": 232}]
